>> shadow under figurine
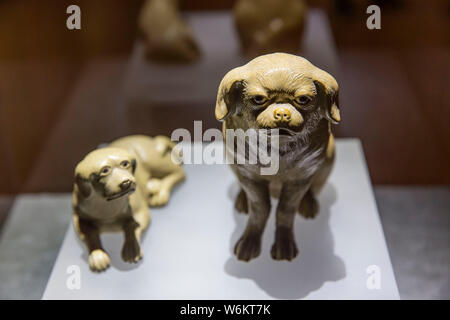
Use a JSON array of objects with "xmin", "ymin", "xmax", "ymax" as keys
[
  {"xmin": 72, "ymin": 135, "xmax": 185, "ymax": 272},
  {"xmin": 215, "ymin": 53, "xmax": 340, "ymax": 262}
]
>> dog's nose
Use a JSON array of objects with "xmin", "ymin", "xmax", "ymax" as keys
[
  {"xmin": 120, "ymin": 180, "xmax": 132, "ymax": 191},
  {"xmin": 273, "ymin": 107, "xmax": 291, "ymax": 122}
]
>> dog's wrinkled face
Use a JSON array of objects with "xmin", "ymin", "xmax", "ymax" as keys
[
  {"xmin": 232, "ymin": 76, "xmax": 320, "ymax": 135},
  {"xmin": 215, "ymin": 53, "xmax": 340, "ymax": 136},
  {"xmin": 75, "ymin": 148, "xmax": 137, "ymax": 201}
]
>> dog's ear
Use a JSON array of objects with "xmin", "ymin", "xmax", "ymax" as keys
[
  {"xmin": 75, "ymin": 173, "xmax": 91, "ymax": 198},
  {"xmin": 215, "ymin": 68, "xmax": 246, "ymax": 121},
  {"xmin": 313, "ymin": 69, "xmax": 340, "ymax": 124},
  {"xmin": 131, "ymin": 159, "xmax": 137, "ymax": 174}
]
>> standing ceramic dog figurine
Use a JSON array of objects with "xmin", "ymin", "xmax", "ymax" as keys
[
  {"xmin": 215, "ymin": 53, "xmax": 340, "ymax": 262},
  {"xmin": 73, "ymin": 135, "xmax": 185, "ymax": 272}
]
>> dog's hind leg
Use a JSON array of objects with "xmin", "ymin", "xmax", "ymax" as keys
[
  {"xmin": 147, "ymin": 168, "xmax": 185, "ymax": 207},
  {"xmin": 297, "ymin": 160, "xmax": 331, "ymax": 219},
  {"xmin": 298, "ymin": 189, "xmax": 318, "ymax": 219},
  {"xmin": 299, "ymin": 134, "xmax": 335, "ymax": 219},
  {"xmin": 234, "ymin": 188, "xmax": 248, "ymax": 214}
]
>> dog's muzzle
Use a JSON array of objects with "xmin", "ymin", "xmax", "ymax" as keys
[
  {"xmin": 107, "ymin": 180, "xmax": 136, "ymax": 201},
  {"xmin": 273, "ymin": 106, "xmax": 291, "ymax": 123}
]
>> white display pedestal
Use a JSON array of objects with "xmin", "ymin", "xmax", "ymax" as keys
[{"xmin": 43, "ymin": 140, "xmax": 399, "ymax": 299}]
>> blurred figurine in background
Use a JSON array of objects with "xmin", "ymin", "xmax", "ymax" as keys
[
  {"xmin": 215, "ymin": 53, "xmax": 340, "ymax": 262},
  {"xmin": 72, "ymin": 135, "xmax": 185, "ymax": 272},
  {"xmin": 138, "ymin": 0, "xmax": 201, "ymax": 63},
  {"xmin": 233, "ymin": 0, "xmax": 307, "ymax": 58}
]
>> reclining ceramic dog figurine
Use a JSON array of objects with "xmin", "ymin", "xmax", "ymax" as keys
[
  {"xmin": 72, "ymin": 135, "xmax": 185, "ymax": 272},
  {"xmin": 138, "ymin": 0, "xmax": 201, "ymax": 63},
  {"xmin": 215, "ymin": 53, "xmax": 340, "ymax": 261},
  {"xmin": 233, "ymin": 0, "xmax": 307, "ymax": 57}
]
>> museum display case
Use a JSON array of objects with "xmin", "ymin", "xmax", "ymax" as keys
[{"xmin": 0, "ymin": 0, "xmax": 448, "ymax": 302}]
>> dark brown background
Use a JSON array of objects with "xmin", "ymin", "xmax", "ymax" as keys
[{"xmin": 0, "ymin": 0, "xmax": 449, "ymax": 194}]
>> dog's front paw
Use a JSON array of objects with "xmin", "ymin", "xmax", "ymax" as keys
[
  {"xmin": 88, "ymin": 249, "xmax": 111, "ymax": 272},
  {"xmin": 147, "ymin": 178, "xmax": 163, "ymax": 194},
  {"xmin": 121, "ymin": 239, "xmax": 143, "ymax": 263},
  {"xmin": 271, "ymin": 229, "xmax": 299, "ymax": 261},
  {"xmin": 234, "ymin": 232, "xmax": 262, "ymax": 262}
]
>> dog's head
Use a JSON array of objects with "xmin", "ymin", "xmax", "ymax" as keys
[
  {"xmin": 74, "ymin": 148, "xmax": 137, "ymax": 201},
  {"xmin": 215, "ymin": 53, "xmax": 340, "ymax": 135}
]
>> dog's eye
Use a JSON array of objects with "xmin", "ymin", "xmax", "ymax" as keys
[
  {"xmin": 120, "ymin": 160, "xmax": 130, "ymax": 168},
  {"xmin": 251, "ymin": 95, "xmax": 267, "ymax": 105},
  {"xmin": 100, "ymin": 166, "xmax": 111, "ymax": 176},
  {"xmin": 295, "ymin": 95, "xmax": 312, "ymax": 106}
]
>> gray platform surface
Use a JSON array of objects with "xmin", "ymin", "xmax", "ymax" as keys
[
  {"xmin": 375, "ymin": 187, "xmax": 450, "ymax": 300},
  {"xmin": 41, "ymin": 140, "xmax": 399, "ymax": 299},
  {"xmin": 2, "ymin": 187, "xmax": 448, "ymax": 300},
  {"xmin": 0, "ymin": 195, "xmax": 70, "ymax": 299}
]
